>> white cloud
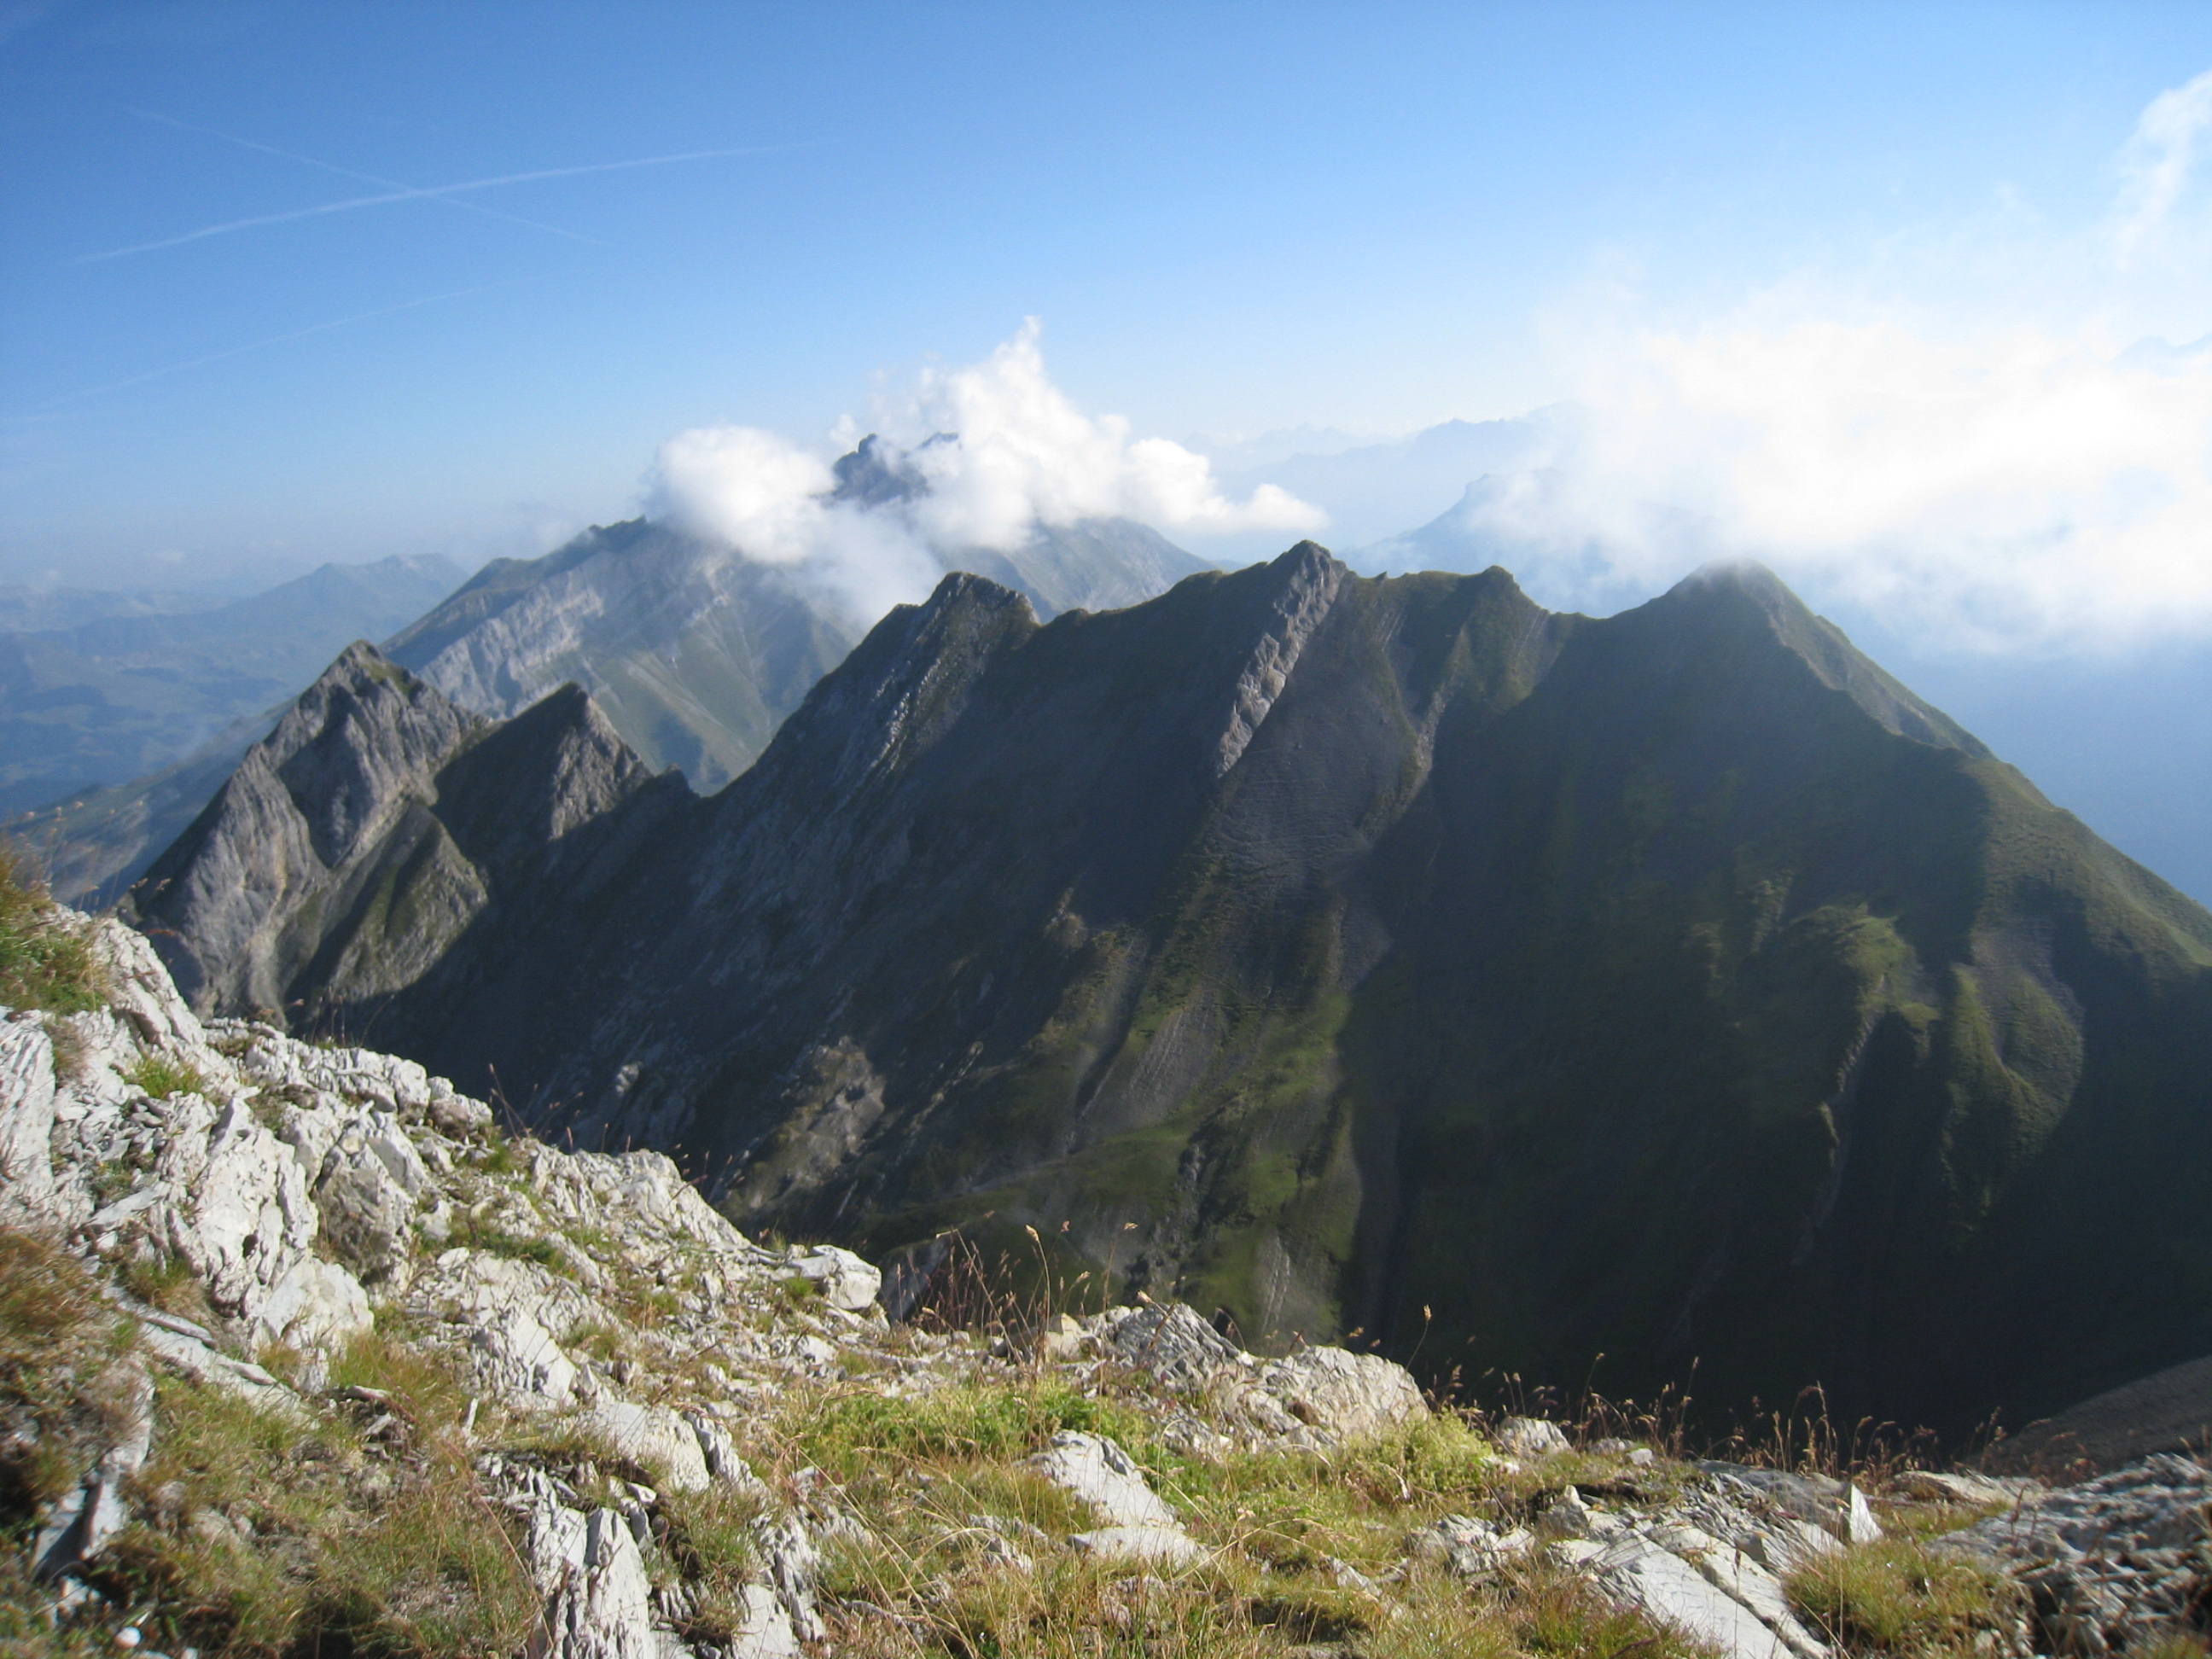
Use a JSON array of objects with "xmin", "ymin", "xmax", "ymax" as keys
[
  {"xmin": 649, "ymin": 424, "xmax": 943, "ymax": 622},
  {"xmin": 648, "ymin": 322, "xmax": 1321, "ymax": 626},
  {"xmin": 2116, "ymin": 67, "xmax": 2212, "ymax": 264},
  {"xmin": 880, "ymin": 320, "xmax": 1324, "ymax": 550},
  {"xmin": 1473, "ymin": 68, "xmax": 2212, "ymax": 652},
  {"xmin": 1511, "ymin": 318, "xmax": 2212, "ymax": 648}
]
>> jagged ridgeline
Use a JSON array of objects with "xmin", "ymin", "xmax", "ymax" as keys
[
  {"xmin": 26, "ymin": 436, "xmax": 1212, "ymax": 909},
  {"xmin": 125, "ymin": 544, "xmax": 2212, "ymax": 1436}
]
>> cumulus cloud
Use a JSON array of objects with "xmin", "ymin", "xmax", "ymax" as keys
[
  {"xmin": 880, "ymin": 320, "xmax": 1324, "ymax": 549},
  {"xmin": 1469, "ymin": 68, "xmax": 2212, "ymax": 652},
  {"xmin": 648, "ymin": 321, "xmax": 1321, "ymax": 625}
]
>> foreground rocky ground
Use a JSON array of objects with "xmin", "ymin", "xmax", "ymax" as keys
[{"xmin": 0, "ymin": 883, "xmax": 2205, "ymax": 1657}]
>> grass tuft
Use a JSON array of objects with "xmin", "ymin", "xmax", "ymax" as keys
[
  {"xmin": 0, "ymin": 847, "xmax": 105, "ymax": 1016},
  {"xmin": 122, "ymin": 1050, "xmax": 211, "ymax": 1101},
  {"xmin": 1787, "ymin": 1537, "xmax": 2023, "ymax": 1656},
  {"xmin": 0, "ymin": 1228, "xmax": 139, "ymax": 1516}
]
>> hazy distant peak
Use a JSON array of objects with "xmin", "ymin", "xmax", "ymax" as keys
[{"xmin": 830, "ymin": 434, "xmax": 931, "ymax": 509}]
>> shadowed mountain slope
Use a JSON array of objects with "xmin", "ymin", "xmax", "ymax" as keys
[{"xmin": 127, "ymin": 547, "xmax": 2212, "ymax": 1437}]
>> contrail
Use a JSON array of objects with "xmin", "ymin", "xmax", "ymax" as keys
[
  {"xmin": 124, "ymin": 107, "xmax": 607, "ymax": 247},
  {"xmin": 48, "ymin": 280, "xmax": 524, "ymax": 404},
  {"xmin": 72, "ymin": 144, "xmax": 806, "ymax": 265}
]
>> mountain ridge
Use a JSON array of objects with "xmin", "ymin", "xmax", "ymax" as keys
[{"xmin": 125, "ymin": 545, "xmax": 2212, "ymax": 1435}]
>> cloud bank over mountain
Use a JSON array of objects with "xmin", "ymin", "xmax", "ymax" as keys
[
  {"xmin": 1447, "ymin": 67, "xmax": 2212, "ymax": 652},
  {"xmin": 650, "ymin": 321, "xmax": 1323, "ymax": 623}
]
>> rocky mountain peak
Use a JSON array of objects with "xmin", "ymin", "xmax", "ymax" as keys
[{"xmin": 125, "ymin": 648, "xmax": 676, "ymax": 1034}]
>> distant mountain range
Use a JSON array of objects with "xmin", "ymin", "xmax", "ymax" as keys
[
  {"xmin": 12, "ymin": 440, "xmax": 1211, "ymax": 905},
  {"xmin": 0, "ymin": 554, "xmax": 463, "ymax": 821},
  {"xmin": 125, "ymin": 545, "xmax": 2212, "ymax": 1436},
  {"xmin": 1196, "ymin": 413, "xmax": 1563, "ymax": 561}
]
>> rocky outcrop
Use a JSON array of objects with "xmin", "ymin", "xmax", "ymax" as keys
[
  {"xmin": 1938, "ymin": 1453, "xmax": 2211, "ymax": 1656},
  {"xmin": 382, "ymin": 481, "xmax": 1213, "ymax": 796}
]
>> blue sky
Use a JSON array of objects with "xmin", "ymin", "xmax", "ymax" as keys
[
  {"xmin": 5, "ymin": 3, "xmax": 2212, "ymax": 897},
  {"xmin": 5, "ymin": 2, "xmax": 2209, "ymax": 583}
]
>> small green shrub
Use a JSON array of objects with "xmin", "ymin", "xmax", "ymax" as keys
[
  {"xmin": 662, "ymin": 1481, "xmax": 766, "ymax": 1642},
  {"xmin": 0, "ymin": 849, "xmax": 105, "ymax": 1016},
  {"xmin": 448, "ymin": 1214, "xmax": 570, "ymax": 1278}
]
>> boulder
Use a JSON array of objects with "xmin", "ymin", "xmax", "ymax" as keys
[
  {"xmin": 0, "ymin": 1014, "xmax": 58, "ymax": 1225},
  {"xmin": 1026, "ymin": 1430, "xmax": 1179, "ymax": 1530},
  {"xmin": 1499, "ymin": 1417, "xmax": 1572, "ymax": 1457},
  {"xmin": 1252, "ymin": 1345, "xmax": 1425, "ymax": 1443},
  {"xmin": 471, "ymin": 1303, "xmax": 579, "ymax": 1409},
  {"xmin": 787, "ymin": 1243, "xmax": 881, "ymax": 1311},
  {"xmin": 252, "ymin": 1254, "xmax": 372, "ymax": 1353},
  {"xmin": 1092, "ymin": 1302, "xmax": 1240, "ymax": 1389},
  {"xmin": 1592, "ymin": 1536, "xmax": 1796, "ymax": 1659},
  {"xmin": 1407, "ymin": 1513, "xmax": 1534, "ymax": 1578},
  {"xmin": 152, "ymin": 1097, "xmax": 319, "ymax": 1321},
  {"xmin": 314, "ymin": 1119, "xmax": 424, "ymax": 1281},
  {"xmin": 542, "ymin": 1507, "xmax": 661, "ymax": 1659}
]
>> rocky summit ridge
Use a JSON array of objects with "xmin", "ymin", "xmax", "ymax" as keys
[
  {"xmin": 125, "ymin": 543, "xmax": 2212, "ymax": 1443},
  {"xmin": 2, "ymin": 900, "xmax": 2206, "ymax": 1656}
]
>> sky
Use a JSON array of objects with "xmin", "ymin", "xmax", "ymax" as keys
[{"xmin": 3, "ymin": 2, "xmax": 2212, "ymax": 889}]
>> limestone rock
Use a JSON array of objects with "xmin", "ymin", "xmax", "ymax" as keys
[
  {"xmin": 315, "ymin": 1138, "xmax": 417, "ymax": 1282},
  {"xmin": 724, "ymin": 1582, "xmax": 801, "ymax": 1658},
  {"xmin": 590, "ymin": 1400, "xmax": 710, "ymax": 1493},
  {"xmin": 1092, "ymin": 1302, "xmax": 1241, "ymax": 1390},
  {"xmin": 470, "ymin": 1303, "xmax": 578, "ymax": 1409},
  {"xmin": 252, "ymin": 1254, "xmax": 372, "ymax": 1353},
  {"xmin": 1593, "ymin": 1536, "xmax": 1796, "ymax": 1659},
  {"xmin": 0, "ymin": 1013, "xmax": 59, "ymax": 1225},
  {"xmin": 1937, "ymin": 1452, "xmax": 2211, "ymax": 1656},
  {"xmin": 1251, "ymin": 1345, "xmax": 1425, "ymax": 1444},
  {"xmin": 151, "ymin": 1097, "xmax": 319, "ymax": 1322},
  {"xmin": 689, "ymin": 1413, "xmax": 766, "ymax": 1491},
  {"xmin": 543, "ymin": 1507, "xmax": 661, "ymax": 1659},
  {"xmin": 787, "ymin": 1243, "xmax": 881, "ymax": 1311},
  {"xmin": 1891, "ymin": 1469, "xmax": 2033, "ymax": 1507},
  {"xmin": 1027, "ymin": 1431, "xmax": 1179, "ymax": 1530},
  {"xmin": 1068, "ymin": 1525, "xmax": 1206, "ymax": 1566},
  {"xmin": 1499, "ymin": 1417, "xmax": 1572, "ymax": 1457},
  {"xmin": 1408, "ymin": 1513, "xmax": 1534, "ymax": 1578}
]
